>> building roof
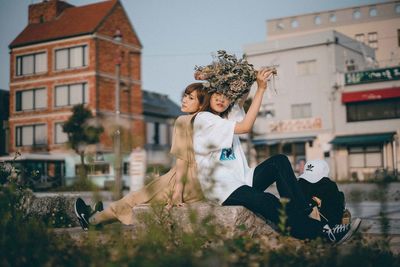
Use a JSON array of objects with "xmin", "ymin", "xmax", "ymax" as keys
[
  {"xmin": 142, "ymin": 90, "xmax": 182, "ymax": 118},
  {"xmin": 9, "ymin": 0, "xmax": 117, "ymax": 48},
  {"xmin": 244, "ymin": 30, "xmax": 374, "ymax": 57}
]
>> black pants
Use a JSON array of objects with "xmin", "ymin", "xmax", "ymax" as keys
[{"xmin": 223, "ymin": 154, "xmax": 323, "ymax": 239}]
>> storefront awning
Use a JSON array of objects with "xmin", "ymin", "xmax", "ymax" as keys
[
  {"xmin": 253, "ymin": 136, "xmax": 316, "ymax": 146},
  {"xmin": 330, "ymin": 132, "xmax": 395, "ymax": 145},
  {"xmin": 342, "ymin": 87, "xmax": 400, "ymax": 103}
]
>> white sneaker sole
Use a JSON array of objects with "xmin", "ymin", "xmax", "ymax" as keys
[{"xmin": 336, "ymin": 218, "xmax": 362, "ymax": 245}]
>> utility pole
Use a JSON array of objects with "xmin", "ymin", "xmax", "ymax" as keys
[{"xmin": 113, "ymin": 29, "xmax": 123, "ymax": 200}]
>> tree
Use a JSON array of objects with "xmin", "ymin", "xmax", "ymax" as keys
[{"xmin": 63, "ymin": 104, "xmax": 104, "ymax": 182}]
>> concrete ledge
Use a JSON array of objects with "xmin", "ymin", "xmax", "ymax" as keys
[{"xmin": 131, "ymin": 203, "xmax": 279, "ymax": 239}]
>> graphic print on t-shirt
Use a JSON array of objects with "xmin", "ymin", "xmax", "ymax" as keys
[{"xmin": 220, "ymin": 148, "xmax": 236, "ymax": 161}]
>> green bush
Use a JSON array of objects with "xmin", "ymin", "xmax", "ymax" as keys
[{"xmin": 1, "ymin": 161, "xmax": 400, "ymax": 266}]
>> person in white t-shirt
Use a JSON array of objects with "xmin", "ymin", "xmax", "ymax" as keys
[{"xmin": 193, "ymin": 68, "xmax": 361, "ymax": 243}]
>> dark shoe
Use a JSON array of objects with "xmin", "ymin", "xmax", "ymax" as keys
[
  {"xmin": 74, "ymin": 197, "xmax": 91, "ymax": 231},
  {"xmin": 93, "ymin": 201, "xmax": 104, "ymax": 213},
  {"xmin": 322, "ymin": 218, "xmax": 362, "ymax": 244}
]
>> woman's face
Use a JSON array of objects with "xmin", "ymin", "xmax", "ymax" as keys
[
  {"xmin": 210, "ymin": 93, "xmax": 231, "ymax": 114},
  {"xmin": 181, "ymin": 90, "xmax": 201, "ymax": 113}
]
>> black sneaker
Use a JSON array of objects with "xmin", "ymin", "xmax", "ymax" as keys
[
  {"xmin": 322, "ymin": 218, "xmax": 362, "ymax": 244},
  {"xmin": 74, "ymin": 197, "xmax": 91, "ymax": 231},
  {"xmin": 93, "ymin": 201, "xmax": 104, "ymax": 213}
]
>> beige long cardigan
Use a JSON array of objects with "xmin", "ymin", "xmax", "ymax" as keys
[{"xmin": 95, "ymin": 114, "xmax": 204, "ymax": 225}]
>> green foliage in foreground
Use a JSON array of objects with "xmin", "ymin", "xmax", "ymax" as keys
[{"xmin": 1, "ymin": 165, "xmax": 400, "ymax": 266}]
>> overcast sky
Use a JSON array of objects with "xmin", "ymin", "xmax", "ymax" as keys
[{"xmin": 0, "ymin": 0, "xmax": 382, "ymax": 103}]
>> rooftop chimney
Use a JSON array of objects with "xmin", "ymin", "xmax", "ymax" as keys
[{"xmin": 28, "ymin": 0, "xmax": 74, "ymax": 24}]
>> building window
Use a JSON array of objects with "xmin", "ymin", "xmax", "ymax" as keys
[
  {"xmin": 55, "ymin": 83, "xmax": 88, "ymax": 107},
  {"xmin": 355, "ymin": 33, "xmax": 365, "ymax": 43},
  {"xmin": 55, "ymin": 45, "xmax": 88, "ymax": 70},
  {"xmin": 16, "ymin": 52, "xmax": 47, "ymax": 76},
  {"xmin": 123, "ymin": 162, "xmax": 130, "ymax": 175},
  {"xmin": 291, "ymin": 19, "xmax": 299, "ymax": 28},
  {"xmin": 15, "ymin": 88, "xmax": 47, "ymax": 111},
  {"xmin": 368, "ymin": 32, "xmax": 378, "ymax": 49},
  {"xmin": 353, "ymin": 9, "xmax": 361, "ymax": 20},
  {"xmin": 345, "ymin": 59, "xmax": 357, "ymax": 71},
  {"xmin": 16, "ymin": 124, "xmax": 47, "ymax": 147},
  {"xmin": 297, "ymin": 60, "xmax": 317, "ymax": 76},
  {"xmin": 146, "ymin": 122, "xmax": 169, "ymax": 146},
  {"xmin": 346, "ymin": 98, "xmax": 400, "ymax": 122},
  {"xmin": 314, "ymin": 16, "xmax": 321, "ymax": 25},
  {"xmin": 54, "ymin": 122, "xmax": 68, "ymax": 144},
  {"xmin": 348, "ymin": 145, "xmax": 382, "ymax": 168},
  {"xmin": 329, "ymin": 13, "xmax": 336, "ymax": 23},
  {"xmin": 395, "ymin": 4, "xmax": 400, "ymax": 14},
  {"xmin": 291, "ymin": 103, "xmax": 312, "ymax": 119},
  {"xmin": 76, "ymin": 163, "xmax": 110, "ymax": 176},
  {"xmin": 276, "ymin": 21, "xmax": 285, "ymax": 30},
  {"xmin": 369, "ymin": 7, "xmax": 377, "ymax": 17}
]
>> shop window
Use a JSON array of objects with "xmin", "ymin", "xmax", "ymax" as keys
[
  {"xmin": 346, "ymin": 98, "xmax": 400, "ymax": 122},
  {"xmin": 348, "ymin": 145, "xmax": 382, "ymax": 168},
  {"xmin": 76, "ymin": 163, "xmax": 110, "ymax": 176}
]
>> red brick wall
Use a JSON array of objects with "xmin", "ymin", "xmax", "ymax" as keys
[{"xmin": 9, "ymin": 1, "xmax": 145, "ymax": 153}]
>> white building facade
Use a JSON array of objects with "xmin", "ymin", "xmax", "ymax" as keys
[{"xmin": 244, "ymin": 30, "xmax": 399, "ymax": 180}]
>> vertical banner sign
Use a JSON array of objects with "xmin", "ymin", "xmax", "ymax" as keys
[{"xmin": 129, "ymin": 148, "xmax": 147, "ymax": 192}]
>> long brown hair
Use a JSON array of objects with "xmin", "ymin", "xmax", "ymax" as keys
[
  {"xmin": 182, "ymin": 82, "xmax": 208, "ymax": 108},
  {"xmin": 197, "ymin": 92, "xmax": 233, "ymax": 118}
]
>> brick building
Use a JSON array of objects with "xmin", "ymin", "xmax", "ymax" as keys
[{"xmin": 7, "ymin": 0, "xmax": 145, "ymax": 188}]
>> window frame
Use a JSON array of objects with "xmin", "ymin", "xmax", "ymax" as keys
[
  {"xmin": 54, "ymin": 44, "xmax": 88, "ymax": 70},
  {"xmin": 15, "ymin": 88, "xmax": 47, "ymax": 112},
  {"xmin": 296, "ymin": 59, "xmax": 317, "ymax": 76},
  {"xmin": 54, "ymin": 82, "xmax": 88, "ymax": 107},
  {"xmin": 346, "ymin": 98, "xmax": 400, "ymax": 122},
  {"xmin": 314, "ymin": 15, "xmax": 322, "ymax": 25},
  {"xmin": 369, "ymin": 7, "xmax": 377, "ymax": 17},
  {"xmin": 348, "ymin": 144, "xmax": 383, "ymax": 168},
  {"xmin": 353, "ymin": 9, "xmax": 361, "ymax": 20},
  {"xmin": 291, "ymin": 103, "xmax": 312, "ymax": 119},
  {"xmin": 15, "ymin": 51, "xmax": 47, "ymax": 77},
  {"xmin": 368, "ymin": 32, "xmax": 378, "ymax": 49},
  {"xmin": 54, "ymin": 122, "xmax": 68, "ymax": 144},
  {"xmin": 15, "ymin": 124, "xmax": 47, "ymax": 147}
]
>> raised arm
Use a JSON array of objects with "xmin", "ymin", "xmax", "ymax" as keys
[{"xmin": 234, "ymin": 68, "xmax": 273, "ymax": 134}]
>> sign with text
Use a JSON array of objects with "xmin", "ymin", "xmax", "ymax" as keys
[
  {"xmin": 129, "ymin": 148, "xmax": 147, "ymax": 192},
  {"xmin": 345, "ymin": 66, "xmax": 400, "ymax": 85},
  {"xmin": 267, "ymin": 117, "xmax": 322, "ymax": 133}
]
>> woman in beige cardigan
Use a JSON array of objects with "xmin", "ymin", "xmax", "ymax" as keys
[{"xmin": 75, "ymin": 83, "xmax": 207, "ymax": 229}]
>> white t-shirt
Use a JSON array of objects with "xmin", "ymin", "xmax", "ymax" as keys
[{"xmin": 193, "ymin": 109, "xmax": 254, "ymax": 204}]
